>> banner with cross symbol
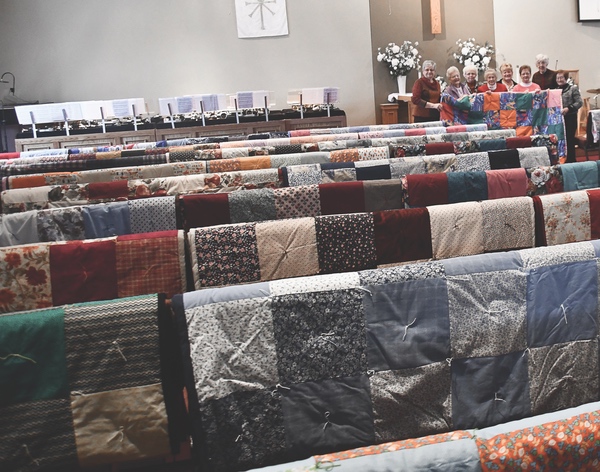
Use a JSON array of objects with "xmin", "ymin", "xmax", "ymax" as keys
[{"xmin": 234, "ymin": 0, "xmax": 289, "ymax": 38}]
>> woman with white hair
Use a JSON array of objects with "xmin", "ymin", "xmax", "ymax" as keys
[
  {"xmin": 532, "ymin": 54, "xmax": 557, "ymax": 89},
  {"xmin": 477, "ymin": 68, "xmax": 508, "ymax": 93},
  {"xmin": 463, "ymin": 64, "xmax": 479, "ymax": 94},
  {"xmin": 411, "ymin": 60, "xmax": 443, "ymax": 122},
  {"xmin": 442, "ymin": 66, "xmax": 470, "ymax": 99}
]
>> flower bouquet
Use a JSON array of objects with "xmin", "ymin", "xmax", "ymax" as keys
[
  {"xmin": 377, "ymin": 41, "xmax": 422, "ymax": 77},
  {"xmin": 453, "ymin": 38, "xmax": 494, "ymax": 71}
]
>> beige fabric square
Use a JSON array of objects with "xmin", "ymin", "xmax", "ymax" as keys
[
  {"xmin": 540, "ymin": 191, "xmax": 591, "ymax": 246},
  {"xmin": 428, "ymin": 201, "xmax": 484, "ymax": 260},
  {"xmin": 481, "ymin": 197, "xmax": 535, "ymax": 252},
  {"xmin": 255, "ymin": 217, "xmax": 319, "ymax": 281},
  {"xmin": 71, "ymin": 383, "xmax": 171, "ymax": 467}
]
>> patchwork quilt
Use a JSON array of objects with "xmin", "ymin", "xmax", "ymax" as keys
[
  {"xmin": 174, "ymin": 240, "xmax": 600, "ymax": 471},
  {"xmin": 0, "ymin": 294, "xmax": 180, "ymax": 470},
  {"xmin": 1, "ymin": 168, "xmax": 283, "ymax": 214},
  {"xmin": 247, "ymin": 401, "xmax": 600, "ymax": 471},
  {"xmin": 0, "ymin": 230, "xmax": 186, "ymax": 314},
  {"xmin": 441, "ymin": 90, "xmax": 567, "ymax": 157}
]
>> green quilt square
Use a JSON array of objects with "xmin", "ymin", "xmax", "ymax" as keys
[
  {"xmin": 467, "ymin": 111, "xmax": 485, "ymax": 124},
  {"xmin": 547, "ymin": 123, "xmax": 566, "ymax": 139},
  {"xmin": 531, "ymin": 108, "xmax": 548, "ymax": 128},
  {"xmin": 0, "ymin": 308, "xmax": 69, "ymax": 407},
  {"xmin": 515, "ymin": 93, "xmax": 533, "ymax": 110}
]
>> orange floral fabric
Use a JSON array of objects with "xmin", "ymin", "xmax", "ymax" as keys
[{"xmin": 477, "ymin": 410, "xmax": 600, "ymax": 471}]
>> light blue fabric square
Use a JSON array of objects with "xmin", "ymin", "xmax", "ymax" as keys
[
  {"xmin": 443, "ymin": 252, "xmax": 523, "ymax": 276},
  {"xmin": 526, "ymin": 260, "xmax": 598, "ymax": 348},
  {"xmin": 561, "ymin": 161, "xmax": 599, "ymax": 191},
  {"xmin": 82, "ymin": 201, "xmax": 131, "ymax": 238}
]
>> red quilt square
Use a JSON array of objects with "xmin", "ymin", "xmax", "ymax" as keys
[
  {"xmin": 181, "ymin": 193, "xmax": 230, "ymax": 230},
  {"xmin": 116, "ymin": 233, "xmax": 184, "ymax": 298},
  {"xmin": 406, "ymin": 173, "xmax": 449, "ymax": 207},
  {"xmin": 87, "ymin": 180, "xmax": 129, "ymax": 200},
  {"xmin": 373, "ymin": 208, "xmax": 433, "ymax": 264},
  {"xmin": 50, "ymin": 240, "xmax": 118, "ymax": 305},
  {"xmin": 319, "ymin": 181, "xmax": 366, "ymax": 215},
  {"xmin": 425, "ymin": 142, "xmax": 454, "ymax": 155},
  {"xmin": 587, "ymin": 189, "xmax": 600, "ymax": 240}
]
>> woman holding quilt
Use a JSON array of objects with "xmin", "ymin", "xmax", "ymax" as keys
[
  {"xmin": 556, "ymin": 69, "xmax": 583, "ymax": 163},
  {"xmin": 513, "ymin": 65, "xmax": 541, "ymax": 93}
]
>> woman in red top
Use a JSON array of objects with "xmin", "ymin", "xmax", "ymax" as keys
[
  {"xmin": 411, "ymin": 60, "xmax": 442, "ymax": 122},
  {"xmin": 477, "ymin": 68, "xmax": 508, "ymax": 93}
]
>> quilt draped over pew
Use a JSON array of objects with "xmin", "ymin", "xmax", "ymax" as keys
[
  {"xmin": 173, "ymin": 240, "xmax": 600, "ymax": 471},
  {"xmin": 0, "ymin": 294, "xmax": 183, "ymax": 470},
  {"xmin": 0, "ymin": 230, "xmax": 186, "ymax": 314}
]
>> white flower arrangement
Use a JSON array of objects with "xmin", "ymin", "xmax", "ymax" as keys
[
  {"xmin": 377, "ymin": 41, "xmax": 422, "ymax": 77},
  {"xmin": 452, "ymin": 38, "xmax": 495, "ymax": 71},
  {"xmin": 435, "ymin": 75, "xmax": 448, "ymax": 93}
]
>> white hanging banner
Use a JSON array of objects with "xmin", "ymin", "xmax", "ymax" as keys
[{"xmin": 235, "ymin": 0, "xmax": 288, "ymax": 38}]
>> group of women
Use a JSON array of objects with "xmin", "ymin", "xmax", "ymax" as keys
[{"xmin": 410, "ymin": 54, "xmax": 583, "ymax": 162}]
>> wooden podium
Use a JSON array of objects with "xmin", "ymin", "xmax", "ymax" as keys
[{"xmin": 380, "ymin": 93, "xmax": 415, "ymax": 124}]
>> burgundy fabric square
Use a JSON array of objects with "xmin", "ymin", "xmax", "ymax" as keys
[
  {"xmin": 425, "ymin": 142, "xmax": 454, "ymax": 155},
  {"xmin": 406, "ymin": 173, "xmax": 449, "ymax": 207},
  {"xmin": 373, "ymin": 209, "xmax": 433, "ymax": 264},
  {"xmin": 50, "ymin": 240, "xmax": 118, "ymax": 306},
  {"xmin": 532, "ymin": 196, "xmax": 547, "ymax": 247},
  {"xmin": 587, "ymin": 189, "xmax": 600, "ymax": 240},
  {"xmin": 181, "ymin": 194, "xmax": 230, "ymax": 230},
  {"xmin": 319, "ymin": 181, "xmax": 366, "ymax": 215},
  {"xmin": 506, "ymin": 136, "xmax": 532, "ymax": 149},
  {"xmin": 87, "ymin": 180, "xmax": 129, "ymax": 200}
]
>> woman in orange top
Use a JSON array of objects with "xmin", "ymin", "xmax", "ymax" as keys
[{"xmin": 513, "ymin": 65, "xmax": 541, "ymax": 92}]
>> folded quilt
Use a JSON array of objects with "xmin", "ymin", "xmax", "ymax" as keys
[{"xmin": 174, "ymin": 241, "xmax": 600, "ymax": 470}]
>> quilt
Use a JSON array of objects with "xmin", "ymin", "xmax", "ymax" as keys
[
  {"xmin": 174, "ymin": 240, "xmax": 600, "ymax": 471},
  {"xmin": 0, "ymin": 230, "xmax": 186, "ymax": 314},
  {"xmin": 247, "ymin": 401, "xmax": 600, "ymax": 471},
  {"xmin": 0, "ymin": 294, "xmax": 181, "ymax": 470},
  {"xmin": 441, "ymin": 90, "xmax": 567, "ymax": 157}
]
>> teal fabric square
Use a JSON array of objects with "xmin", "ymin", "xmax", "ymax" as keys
[
  {"xmin": 468, "ymin": 111, "xmax": 485, "ymax": 124},
  {"xmin": 547, "ymin": 123, "xmax": 565, "ymax": 139},
  {"xmin": 0, "ymin": 308, "xmax": 68, "ymax": 407},
  {"xmin": 531, "ymin": 108, "xmax": 548, "ymax": 128},
  {"xmin": 447, "ymin": 171, "xmax": 488, "ymax": 203},
  {"xmin": 561, "ymin": 161, "xmax": 598, "ymax": 191},
  {"xmin": 515, "ymin": 93, "xmax": 533, "ymax": 110}
]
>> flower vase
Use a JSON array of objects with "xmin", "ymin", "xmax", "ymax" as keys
[{"xmin": 396, "ymin": 75, "xmax": 407, "ymax": 95}]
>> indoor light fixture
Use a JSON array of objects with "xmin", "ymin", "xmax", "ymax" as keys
[{"xmin": 0, "ymin": 72, "xmax": 16, "ymax": 94}]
